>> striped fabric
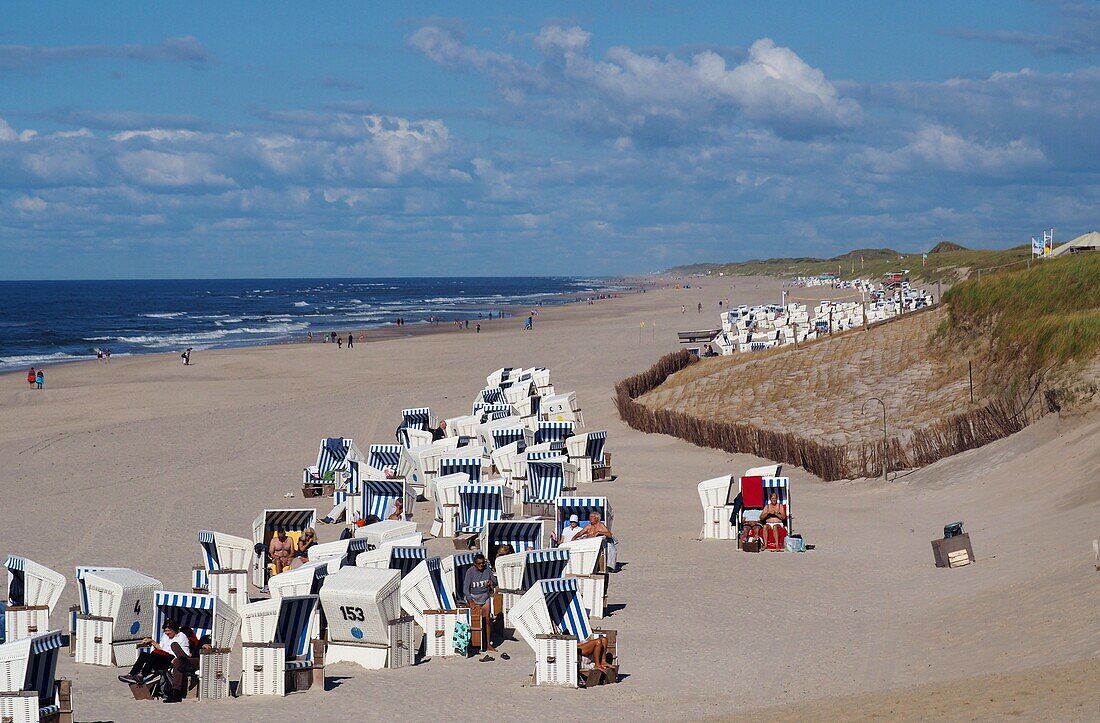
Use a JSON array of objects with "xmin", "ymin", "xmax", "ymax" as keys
[
  {"xmin": 346, "ymin": 460, "xmax": 361, "ymax": 491},
  {"xmin": 448, "ymin": 552, "xmax": 478, "ymax": 603},
  {"xmin": 344, "ymin": 538, "xmax": 372, "ymax": 566},
  {"xmin": 490, "ymin": 427, "xmax": 527, "ymax": 450},
  {"xmin": 317, "ymin": 438, "xmax": 353, "ymax": 474},
  {"xmin": 526, "ymin": 460, "xmax": 566, "ymax": 504},
  {"xmin": 535, "ymin": 421, "xmax": 573, "ymax": 444},
  {"xmin": 526, "ymin": 451, "xmax": 562, "ymax": 461},
  {"xmin": 522, "ymin": 549, "xmax": 569, "ymax": 590},
  {"xmin": 5, "ymin": 555, "xmax": 26, "ymax": 571},
  {"xmin": 540, "ymin": 578, "xmax": 591, "ymax": 641},
  {"xmin": 555, "ymin": 497, "xmax": 610, "ymax": 533},
  {"xmin": 198, "ymin": 530, "xmax": 219, "ymax": 570},
  {"xmin": 5, "ymin": 555, "xmax": 26, "ymax": 605},
  {"xmin": 154, "ymin": 591, "xmax": 215, "ymax": 640},
  {"xmin": 484, "ymin": 520, "xmax": 543, "ymax": 553},
  {"xmin": 368, "ymin": 444, "xmax": 402, "ymax": 470},
  {"xmin": 362, "ymin": 480, "xmax": 406, "ymax": 520},
  {"xmin": 439, "ymin": 457, "xmax": 482, "ymax": 483},
  {"xmin": 273, "ymin": 595, "xmax": 318, "ymax": 660},
  {"xmin": 401, "ymin": 408, "xmax": 432, "ymax": 430},
  {"xmin": 26, "ymin": 631, "xmax": 64, "ymax": 705},
  {"xmin": 426, "ymin": 557, "xmax": 452, "ymax": 610},
  {"xmin": 458, "ymin": 485, "xmax": 505, "ymax": 533},
  {"xmin": 264, "ymin": 510, "xmax": 315, "ymax": 531},
  {"xmin": 479, "ymin": 403, "xmax": 514, "ymax": 420},
  {"xmin": 749, "ymin": 476, "xmax": 792, "ymax": 528},
  {"xmin": 584, "ymin": 431, "xmax": 608, "ymax": 465},
  {"xmin": 75, "ymin": 566, "xmax": 117, "ymax": 614},
  {"xmin": 192, "ymin": 568, "xmax": 209, "ymax": 591},
  {"xmin": 389, "ymin": 547, "xmax": 427, "ymax": 579},
  {"xmin": 477, "ymin": 388, "xmax": 506, "ymax": 410}
]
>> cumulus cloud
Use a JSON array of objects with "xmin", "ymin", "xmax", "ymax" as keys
[
  {"xmin": 408, "ymin": 25, "xmax": 861, "ymax": 142},
  {"xmin": 0, "ymin": 36, "xmax": 210, "ymax": 71},
  {"xmin": 860, "ymin": 125, "xmax": 1049, "ymax": 176}
]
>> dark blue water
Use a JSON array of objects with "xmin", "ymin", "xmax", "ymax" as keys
[{"xmin": 0, "ymin": 277, "xmax": 612, "ymax": 369}]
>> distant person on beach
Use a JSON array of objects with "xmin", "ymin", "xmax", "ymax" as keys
[
  {"xmin": 429, "ymin": 419, "xmax": 448, "ymax": 442},
  {"xmin": 268, "ymin": 530, "xmax": 294, "ymax": 575},
  {"xmin": 105, "ymin": 348, "xmax": 111, "ymax": 361},
  {"xmin": 681, "ymin": 305, "xmax": 686, "ymax": 315},
  {"xmin": 181, "ymin": 348, "xmax": 192, "ymax": 365},
  {"xmin": 698, "ymin": 302, "xmax": 702, "ymax": 313},
  {"xmin": 97, "ymin": 349, "xmax": 104, "ymax": 362},
  {"xmin": 476, "ymin": 323, "xmax": 481, "ymax": 333},
  {"xmin": 524, "ymin": 316, "xmax": 533, "ymax": 331},
  {"xmin": 27, "ymin": 367, "xmax": 35, "ymax": 388},
  {"xmin": 358, "ymin": 331, "xmax": 365, "ymax": 342},
  {"xmin": 347, "ymin": 334, "xmax": 354, "ymax": 349},
  {"xmin": 307, "ymin": 331, "xmax": 313, "ymax": 342},
  {"xmin": 337, "ymin": 336, "xmax": 343, "ymax": 349},
  {"xmin": 36, "ymin": 370, "xmax": 44, "ymax": 389},
  {"xmin": 760, "ymin": 492, "xmax": 788, "ymax": 549}
]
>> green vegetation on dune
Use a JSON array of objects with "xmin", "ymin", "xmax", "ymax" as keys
[
  {"xmin": 670, "ymin": 245, "xmax": 1031, "ymax": 284},
  {"xmin": 943, "ymin": 253, "xmax": 1100, "ymax": 371}
]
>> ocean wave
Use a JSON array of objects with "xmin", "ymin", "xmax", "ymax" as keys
[
  {"xmin": 294, "ymin": 301, "xmax": 310, "ymax": 307},
  {"xmin": 110, "ymin": 322, "xmax": 310, "ymax": 347},
  {"xmin": 0, "ymin": 351, "xmax": 91, "ymax": 368},
  {"xmin": 142, "ymin": 312, "xmax": 186, "ymax": 319}
]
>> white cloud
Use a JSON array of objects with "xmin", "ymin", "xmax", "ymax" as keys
[
  {"xmin": 861, "ymin": 125, "xmax": 1048, "ymax": 175},
  {"xmin": 13, "ymin": 196, "xmax": 47, "ymax": 212}
]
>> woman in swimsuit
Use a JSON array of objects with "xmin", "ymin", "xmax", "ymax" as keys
[{"xmin": 760, "ymin": 492, "xmax": 789, "ymax": 550}]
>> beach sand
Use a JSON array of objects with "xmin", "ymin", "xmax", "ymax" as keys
[{"xmin": 1, "ymin": 276, "xmax": 1097, "ymax": 722}]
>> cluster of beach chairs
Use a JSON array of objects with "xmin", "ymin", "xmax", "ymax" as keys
[{"xmin": 0, "ymin": 366, "xmax": 620, "ymax": 720}]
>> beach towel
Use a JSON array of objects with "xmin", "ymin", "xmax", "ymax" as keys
[{"xmin": 740, "ymin": 476, "xmax": 765, "ymax": 508}]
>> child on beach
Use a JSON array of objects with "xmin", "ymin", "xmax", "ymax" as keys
[{"xmin": 36, "ymin": 370, "xmax": 44, "ymax": 389}]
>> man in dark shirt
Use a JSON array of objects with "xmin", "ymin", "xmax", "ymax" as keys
[
  {"xmin": 430, "ymin": 419, "xmax": 448, "ymax": 441},
  {"xmin": 462, "ymin": 552, "xmax": 498, "ymax": 653}
]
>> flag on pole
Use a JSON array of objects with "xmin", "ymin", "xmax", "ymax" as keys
[{"xmin": 1032, "ymin": 237, "xmax": 1042, "ymax": 256}]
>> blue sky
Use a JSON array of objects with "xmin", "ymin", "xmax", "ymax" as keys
[{"xmin": 1, "ymin": 1, "xmax": 1097, "ymax": 278}]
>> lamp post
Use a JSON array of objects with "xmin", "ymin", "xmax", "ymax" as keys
[{"xmin": 862, "ymin": 397, "xmax": 888, "ymax": 483}]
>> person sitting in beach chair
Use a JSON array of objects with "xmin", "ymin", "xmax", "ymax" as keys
[
  {"xmin": 118, "ymin": 618, "xmax": 192, "ymax": 701},
  {"xmin": 269, "ymin": 530, "xmax": 295, "ymax": 575},
  {"xmin": 387, "ymin": 498, "xmax": 404, "ymax": 521},
  {"xmin": 573, "ymin": 512, "xmax": 618, "ymax": 572},
  {"xmin": 578, "ymin": 636, "xmax": 610, "ymax": 673},
  {"xmin": 760, "ymin": 492, "xmax": 789, "ymax": 550}
]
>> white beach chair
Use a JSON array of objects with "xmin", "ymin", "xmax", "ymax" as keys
[
  {"xmin": 354, "ymin": 546, "xmax": 428, "ymax": 580},
  {"xmin": 353, "ymin": 479, "xmax": 416, "ymax": 523},
  {"xmin": 150, "ymin": 591, "xmax": 241, "ymax": 700},
  {"xmin": 0, "ymin": 630, "xmax": 73, "ymax": 723},
  {"xmin": 555, "ymin": 496, "xmax": 617, "ymax": 571},
  {"xmin": 69, "ymin": 567, "xmax": 120, "ymax": 656},
  {"xmin": 251, "ymin": 509, "xmax": 317, "ymax": 590},
  {"xmin": 559, "ymin": 537, "xmax": 609, "ymax": 618},
  {"xmin": 540, "ymin": 392, "xmax": 583, "ymax": 427},
  {"xmin": 399, "ymin": 557, "xmax": 471, "ymax": 659},
  {"xmin": 398, "ymin": 437, "xmax": 461, "ymax": 499},
  {"xmin": 268, "ymin": 561, "xmax": 329, "ymax": 647},
  {"xmin": 507, "ymin": 578, "xmax": 617, "ymax": 688},
  {"xmin": 471, "ymin": 387, "xmax": 507, "ymax": 415},
  {"xmin": 320, "ymin": 567, "xmax": 412, "ymax": 670},
  {"xmin": 488, "ymin": 425, "xmax": 533, "ymax": 455},
  {"xmin": 429, "ymin": 473, "xmax": 469, "ymax": 538},
  {"xmin": 443, "ymin": 414, "xmax": 481, "ymax": 440},
  {"xmin": 565, "ymin": 431, "xmax": 610, "ymax": 484},
  {"xmin": 524, "ymin": 456, "xmax": 578, "ymax": 517},
  {"xmin": 697, "ymin": 475, "xmax": 737, "ymax": 541},
  {"xmin": 302, "ymin": 437, "xmax": 362, "ymax": 497},
  {"xmin": 534, "ymin": 420, "xmax": 575, "ymax": 444},
  {"xmin": 73, "ymin": 569, "xmax": 161, "ymax": 667},
  {"xmin": 737, "ymin": 474, "xmax": 792, "ymax": 550},
  {"xmin": 457, "ymin": 484, "xmax": 514, "ymax": 536},
  {"xmin": 239, "ymin": 595, "xmax": 322, "ymax": 696},
  {"xmin": 364, "ymin": 444, "xmax": 403, "ymax": 479},
  {"xmin": 495, "ymin": 549, "xmax": 570, "ymax": 616},
  {"xmin": 194, "ymin": 530, "xmax": 252, "ymax": 609},
  {"xmin": 481, "ymin": 518, "xmax": 550, "ymax": 559},
  {"xmin": 352, "ymin": 520, "xmax": 422, "ymax": 550},
  {"xmin": 3, "ymin": 557, "xmax": 65, "ymax": 644}
]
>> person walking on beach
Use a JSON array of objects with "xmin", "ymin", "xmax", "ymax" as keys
[
  {"xmin": 337, "ymin": 336, "xmax": 343, "ymax": 349},
  {"xmin": 698, "ymin": 302, "xmax": 702, "ymax": 313},
  {"xmin": 182, "ymin": 348, "xmax": 192, "ymax": 365},
  {"xmin": 681, "ymin": 305, "xmax": 686, "ymax": 315},
  {"xmin": 35, "ymin": 370, "xmax": 44, "ymax": 389},
  {"xmin": 476, "ymin": 323, "xmax": 481, "ymax": 333},
  {"xmin": 524, "ymin": 315, "xmax": 533, "ymax": 331},
  {"xmin": 347, "ymin": 333, "xmax": 354, "ymax": 349},
  {"xmin": 105, "ymin": 348, "xmax": 111, "ymax": 362},
  {"xmin": 27, "ymin": 367, "xmax": 36, "ymax": 389},
  {"xmin": 97, "ymin": 349, "xmax": 104, "ymax": 362}
]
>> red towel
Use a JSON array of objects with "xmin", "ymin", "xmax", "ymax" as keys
[{"xmin": 740, "ymin": 476, "xmax": 765, "ymax": 508}]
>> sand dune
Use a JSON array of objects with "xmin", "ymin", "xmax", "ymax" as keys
[{"xmin": 1, "ymin": 276, "xmax": 1097, "ymax": 722}]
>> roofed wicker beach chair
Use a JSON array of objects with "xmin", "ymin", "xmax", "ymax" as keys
[
  {"xmin": 143, "ymin": 591, "xmax": 241, "ymax": 700},
  {"xmin": 193, "ymin": 530, "xmax": 252, "ymax": 608},
  {"xmin": 564, "ymin": 430, "xmax": 610, "ymax": 484},
  {"xmin": 0, "ymin": 630, "xmax": 73, "ymax": 723},
  {"xmin": 73, "ymin": 569, "xmax": 161, "ymax": 668},
  {"xmin": 239, "ymin": 595, "xmax": 321, "ymax": 696},
  {"xmin": 523, "ymin": 456, "xmax": 577, "ymax": 517},
  {"xmin": 507, "ymin": 578, "xmax": 618, "ymax": 688},
  {"xmin": 456, "ymin": 484, "xmax": 514, "ymax": 540},
  {"xmin": 697, "ymin": 474, "xmax": 737, "ymax": 541},
  {"xmin": 738, "ymin": 473, "xmax": 792, "ymax": 550},
  {"xmin": 319, "ymin": 567, "xmax": 413, "ymax": 670},
  {"xmin": 354, "ymin": 546, "xmax": 427, "ymax": 580},
  {"xmin": 302, "ymin": 437, "xmax": 362, "ymax": 498},
  {"xmin": 540, "ymin": 391, "xmax": 583, "ymax": 426},
  {"xmin": 495, "ymin": 548, "xmax": 570, "ymax": 617},
  {"xmin": 534, "ymin": 420, "xmax": 574, "ymax": 445},
  {"xmin": 251, "ymin": 509, "xmax": 316, "ymax": 590},
  {"xmin": 4, "ymin": 556, "xmax": 65, "ymax": 644},
  {"xmin": 400, "ymin": 556, "xmax": 472, "ymax": 660}
]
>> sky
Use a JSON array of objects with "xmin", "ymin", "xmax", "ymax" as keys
[{"xmin": 0, "ymin": 1, "xmax": 1097, "ymax": 279}]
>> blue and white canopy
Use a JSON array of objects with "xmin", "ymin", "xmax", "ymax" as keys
[
  {"xmin": 458, "ymin": 484, "xmax": 506, "ymax": 534},
  {"xmin": 526, "ymin": 459, "xmax": 567, "ymax": 504},
  {"xmin": 555, "ymin": 496, "xmax": 612, "ymax": 533},
  {"xmin": 535, "ymin": 421, "xmax": 574, "ymax": 444},
  {"xmin": 521, "ymin": 549, "xmax": 570, "ymax": 591},
  {"xmin": 367, "ymin": 444, "xmax": 402, "ymax": 472},
  {"xmin": 400, "ymin": 407, "xmax": 433, "ymax": 431},
  {"xmin": 483, "ymin": 519, "xmax": 545, "ymax": 555},
  {"xmin": 440, "ymin": 457, "xmax": 482, "ymax": 483},
  {"xmin": 153, "ymin": 591, "xmax": 241, "ymax": 649},
  {"xmin": 273, "ymin": 595, "xmax": 318, "ymax": 660},
  {"xmin": 541, "ymin": 578, "xmax": 591, "ymax": 641}
]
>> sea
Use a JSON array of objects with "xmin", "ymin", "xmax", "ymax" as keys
[{"xmin": 0, "ymin": 277, "xmax": 615, "ymax": 370}]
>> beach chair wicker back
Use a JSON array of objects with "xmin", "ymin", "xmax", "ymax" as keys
[
  {"xmin": 81, "ymin": 568, "xmax": 162, "ymax": 643},
  {"xmin": 440, "ymin": 457, "xmax": 482, "ymax": 484},
  {"xmin": 400, "ymin": 408, "xmax": 433, "ymax": 431},
  {"xmin": 367, "ymin": 444, "xmax": 402, "ymax": 472},
  {"xmin": 198, "ymin": 530, "xmax": 253, "ymax": 572},
  {"xmin": 0, "ymin": 630, "xmax": 64, "ymax": 707},
  {"xmin": 399, "ymin": 557, "xmax": 453, "ymax": 629},
  {"xmin": 241, "ymin": 595, "xmax": 318, "ymax": 660},
  {"xmin": 269, "ymin": 561, "xmax": 329, "ymax": 599},
  {"xmin": 5, "ymin": 557, "xmax": 65, "ymax": 613},
  {"xmin": 526, "ymin": 459, "xmax": 566, "ymax": 504},
  {"xmin": 697, "ymin": 475, "xmax": 735, "ymax": 509},
  {"xmin": 559, "ymin": 537, "xmax": 604, "ymax": 576},
  {"xmin": 320, "ymin": 567, "xmax": 401, "ymax": 646}
]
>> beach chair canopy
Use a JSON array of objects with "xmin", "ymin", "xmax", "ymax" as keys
[
  {"xmin": 240, "ymin": 595, "xmax": 318, "ymax": 660},
  {"xmin": 458, "ymin": 484, "xmax": 509, "ymax": 534},
  {"xmin": 253, "ymin": 509, "xmax": 316, "ymax": 538},
  {"xmin": 697, "ymin": 475, "xmax": 735, "ymax": 509},
  {"xmin": 482, "ymin": 519, "xmax": 547, "ymax": 558},
  {"xmin": 81, "ymin": 568, "xmax": 162, "ymax": 641},
  {"xmin": 399, "ymin": 408, "xmax": 433, "ymax": 432},
  {"xmin": 498, "ymin": 549, "xmax": 570, "ymax": 593},
  {"xmin": 739, "ymin": 476, "xmax": 791, "ymax": 527},
  {"xmin": 476, "ymin": 403, "xmax": 514, "ymax": 421},
  {"xmin": 486, "ymin": 367, "xmax": 515, "ymax": 388},
  {"xmin": 74, "ymin": 566, "xmax": 121, "ymax": 615},
  {"xmin": 367, "ymin": 444, "xmax": 402, "ymax": 473},
  {"xmin": 357, "ymin": 546, "xmax": 428, "ymax": 578},
  {"xmin": 568, "ymin": 430, "xmax": 607, "ymax": 464},
  {"xmin": 359, "ymin": 479, "xmax": 414, "ymax": 522},
  {"xmin": 320, "ymin": 567, "xmax": 401, "ymax": 646},
  {"xmin": 508, "ymin": 578, "xmax": 591, "ymax": 652},
  {"xmin": 535, "ymin": 421, "xmax": 574, "ymax": 444},
  {"xmin": 490, "ymin": 426, "xmax": 529, "ymax": 452},
  {"xmin": 526, "ymin": 458, "xmax": 570, "ymax": 504},
  {"xmin": 397, "ymin": 427, "xmax": 433, "ymax": 450},
  {"xmin": 555, "ymin": 496, "xmax": 613, "ymax": 533},
  {"xmin": 439, "ymin": 457, "xmax": 482, "ymax": 483},
  {"xmin": 4, "ymin": 556, "xmax": 65, "ymax": 613},
  {"xmin": 312, "ymin": 437, "xmax": 356, "ymax": 476},
  {"xmin": 269, "ymin": 561, "xmax": 330, "ymax": 599},
  {"xmin": 399, "ymin": 557, "xmax": 454, "ymax": 629},
  {"xmin": 153, "ymin": 591, "xmax": 241, "ymax": 650},
  {"xmin": 473, "ymin": 387, "xmax": 506, "ymax": 414},
  {"xmin": 198, "ymin": 529, "xmax": 254, "ymax": 572},
  {"xmin": 0, "ymin": 630, "xmax": 64, "ymax": 706}
]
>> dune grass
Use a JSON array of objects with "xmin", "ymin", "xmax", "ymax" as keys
[{"xmin": 943, "ymin": 253, "xmax": 1100, "ymax": 370}]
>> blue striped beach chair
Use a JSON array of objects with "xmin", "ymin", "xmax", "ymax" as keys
[
  {"xmin": 457, "ymin": 484, "xmax": 513, "ymax": 534},
  {"xmin": 251, "ymin": 509, "xmax": 317, "ymax": 589},
  {"xmin": 440, "ymin": 552, "xmax": 479, "ymax": 607},
  {"xmin": 477, "ymin": 403, "xmax": 515, "ymax": 421},
  {"xmin": 196, "ymin": 530, "xmax": 252, "ymax": 609},
  {"xmin": 0, "ymin": 630, "xmax": 70, "ymax": 721},
  {"xmin": 565, "ymin": 430, "xmax": 609, "ymax": 484},
  {"xmin": 74, "ymin": 568, "xmax": 162, "ymax": 667},
  {"xmin": 303, "ymin": 438, "xmax": 359, "ymax": 493},
  {"xmin": 358, "ymin": 546, "xmax": 428, "ymax": 580},
  {"xmin": 153, "ymin": 591, "xmax": 242, "ymax": 651},
  {"xmin": 490, "ymin": 426, "xmax": 530, "ymax": 452},
  {"xmin": 472, "ymin": 387, "xmax": 506, "ymax": 415},
  {"xmin": 358, "ymin": 479, "xmax": 414, "ymax": 522},
  {"xmin": 534, "ymin": 421, "xmax": 574, "ymax": 444},
  {"xmin": 240, "ymin": 594, "xmax": 320, "ymax": 696},
  {"xmin": 481, "ymin": 519, "xmax": 548, "ymax": 559},
  {"xmin": 4, "ymin": 556, "xmax": 65, "ymax": 644},
  {"xmin": 737, "ymin": 476, "xmax": 792, "ymax": 547},
  {"xmin": 399, "ymin": 556, "xmax": 456, "ymax": 631},
  {"xmin": 525, "ymin": 458, "xmax": 577, "ymax": 515},
  {"xmin": 399, "ymin": 407, "xmax": 433, "ymax": 431},
  {"xmin": 497, "ymin": 549, "xmax": 570, "ymax": 597},
  {"xmin": 439, "ymin": 457, "xmax": 482, "ymax": 484},
  {"xmin": 367, "ymin": 444, "xmax": 402, "ymax": 476}
]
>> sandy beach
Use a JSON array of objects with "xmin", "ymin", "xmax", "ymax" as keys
[{"xmin": 2, "ymin": 276, "xmax": 1097, "ymax": 722}]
